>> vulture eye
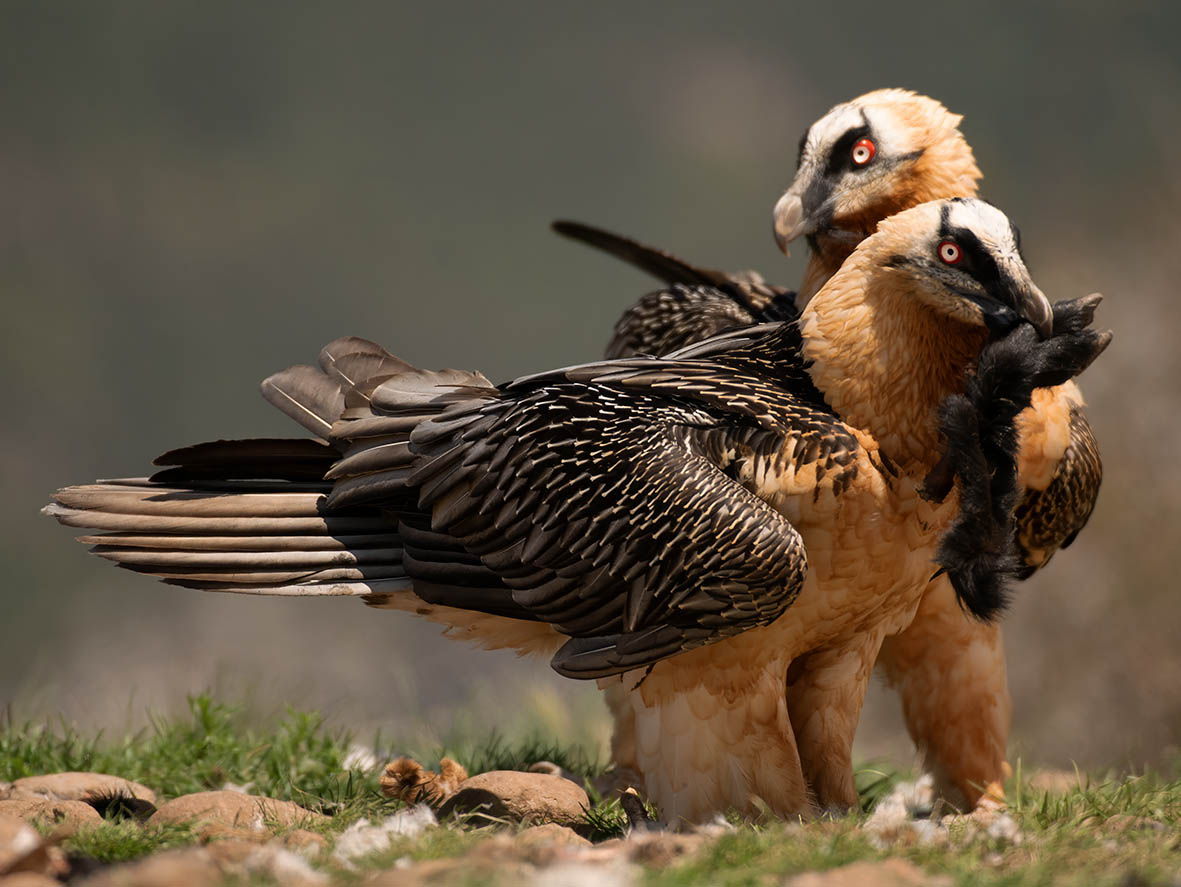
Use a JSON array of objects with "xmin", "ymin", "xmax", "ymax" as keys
[
  {"xmin": 938, "ymin": 240, "xmax": 962, "ymax": 265},
  {"xmin": 851, "ymin": 138, "xmax": 876, "ymax": 166}
]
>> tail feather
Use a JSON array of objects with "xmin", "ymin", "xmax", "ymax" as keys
[
  {"xmin": 260, "ymin": 366, "xmax": 345, "ymax": 438},
  {"xmin": 44, "ymin": 439, "xmax": 408, "ymax": 597},
  {"xmin": 319, "ymin": 337, "xmax": 413, "ymax": 388},
  {"xmin": 77, "ymin": 532, "xmax": 393, "ymax": 551}
]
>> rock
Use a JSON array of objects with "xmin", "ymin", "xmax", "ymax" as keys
[
  {"xmin": 281, "ymin": 828, "xmax": 329, "ymax": 858},
  {"xmin": 147, "ymin": 791, "xmax": 326, "ymax": 835},
  {"xmin": 203, "ymin": 840, "xmax": 261, "ymax": 865},
  {"xmin": 0, "ymin": 811, "xmax": 68, "ymax": 881},
  {"xmin": 74, "ymin": 847, "xmax": 222, "ymax": 887},
  {"xmin": 196, "ymin": 824, "xmax": 271, "ymax": 844},
  {"xmin": 380, "ymin": 756, "xmax": 468, "ymax": 804},
  {"xmin": 367, "ymin": 855, "xmax": 533, "ymax": 887},
  {"xmin": 512, "ymin": 824, "xmax": 592, "ymax": 865},
  {"xmin": 439, "ymin": 771, "xmax": 590, "ymax": 828},
  {"xmin": 516, "ymin": 823, "xmax": 591, "ymax": 850},
  {"xmin": 0, "ymin": 814, "xmax": 42, "ymax": 870},
  {"xmin": 787, "ymin": 859, "xmax": 951, "ymax": 886},
  {"xmin": 0, "ymin": 874, "xmax": 62, "ymax": 887},
  {"xmin": 74, "ymin": 842, "xmax": 326, "ymax": 887},
  {"xmin": 1028, "ymin": 769, "xmax": 1080, "ymax": 795},
  {"xmin": 0, "ymin": 799, "xmax": 103, "ymax": 829},
  {"xmin": 530, "ymin": 858, "xmax": 638, "ymax": 887},
  {"xmin": 4, "ymin": 773, "xmax": 156, "ymax": 806},
  {"xmin": 625, "ymin": 832, "xmax": 707, "ymax": 866}
]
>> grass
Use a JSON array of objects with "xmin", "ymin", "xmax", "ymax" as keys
[{"xmin": 2, "ymin": 696, "xmax": 1179, "ymax": 885}]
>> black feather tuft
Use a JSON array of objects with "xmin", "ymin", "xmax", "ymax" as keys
[
  {"xmin": 82, "ymin": 788, "xmax": 157, "ymax": 822},
  {"xmin": 930, "ymin": 309, "xmax": 1111, "ymax": 621}
]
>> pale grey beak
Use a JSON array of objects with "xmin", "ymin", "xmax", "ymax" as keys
[{"xmin": 772, "ymin": 192, "xmax": 806, "ymax": 256}]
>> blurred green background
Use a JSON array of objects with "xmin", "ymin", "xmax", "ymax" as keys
[{"xmin": 3, "ymin": 2, "xmax": 1178, "ymax": 768}]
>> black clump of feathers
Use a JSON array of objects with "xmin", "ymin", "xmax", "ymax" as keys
[
  {"xmin": 82, "ymin": 788, "xmax": 158, "ymax": 822},
  {"xmin": 926, "ymin": 294, "xmax": 1111, "ymax": 621}
]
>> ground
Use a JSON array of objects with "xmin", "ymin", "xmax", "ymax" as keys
[{"xmin": 0, "ymin": 696, "xmax": 1178, "ymax": 886}]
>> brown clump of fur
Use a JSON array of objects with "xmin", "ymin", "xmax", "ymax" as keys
[{"xmin": 380, "ymin": 756, "xmax": 469, "ymax": 804}]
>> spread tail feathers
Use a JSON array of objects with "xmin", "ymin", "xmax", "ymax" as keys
[{"xmin": 44, "ymin": 438, "xmax": 408, "ymax": 596}]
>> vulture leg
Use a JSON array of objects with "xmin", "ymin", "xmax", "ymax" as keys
[
  {"xmin": 876, "ymin": 576, "xmax": 1011, "ymax": 811},
  {"xmin": 783, "ymin": 635, "xmax": 881, "ymax": 813}
]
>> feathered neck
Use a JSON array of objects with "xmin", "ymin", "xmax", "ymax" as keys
[{"xmin": 800, "ymin": 257, "xmax": 987, "ymax": 476}]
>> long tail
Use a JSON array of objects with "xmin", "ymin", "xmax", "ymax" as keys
[
  {"xmin": 44, "ymin": 337, "xmax": 565, "ymax": 657},
  {"xmin": 44, "ymin": 438, "xmax": 406, "ymax": 596},
  {"xmin": 43, "ymin": 337, "xmax": 463, "ymax": 598}
]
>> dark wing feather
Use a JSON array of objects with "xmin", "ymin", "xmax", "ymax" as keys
[
  {"xmin": 552, "ymin": 220, "xmax": 738, "ymax": 291},
  {"xmin": 329, "ymin": 342, "xmax": 862, "ymax": 679},
  {"xmin": 1014, "ymin": 404, "xmax": 1102, "ymax": 575},
  {"xmin": 551, "ymin": 220, "xmax": 798, "ymax": 359}
]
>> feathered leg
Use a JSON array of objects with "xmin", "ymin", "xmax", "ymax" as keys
[
  {"xmin": 876, "ymin": 575, "xmax": 1011, "ymax": 810},
  {"xmin": 783, "ymin": 634, "xmax": 882, "ymax": 812}
]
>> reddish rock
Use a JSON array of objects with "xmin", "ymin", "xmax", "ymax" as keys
[
  {"xmin": 787, "ymin": 859, "xmax": 951, "ymax": 886},
  {"xmin": 74, "ymin": 848, "xmax": 221, "ymax": 887},
  {"xmin": 281, "ymin": 828, "xmax": 329, "ymax": 857},
  {"xmin": 5, "ymin": 773, "xmax": 156, "ymax": 805},
  {"xmin": 625, "ymin": 832, "xmax": 707, "ymax": 866},
  {"xmin": 0, "ymin": 874, "xmax": 63, "ymax": 887},
  {"xmin": 0, "ymin": 799, "xmax": 103, "ymax": 829},
  {"xmin": 147, "ymin": 791, "xmax": 326, "ymax": 835},
  {"xmin": 439, "ymin": 771, "xmax": 589, "ymax": 828},
  {"xmin": 511, "ymin": 823, "xmax": 591, "ymax": 865},
  {"xmin": 0, "ymin": 813, "xmax": 41, "ymax": 870}
]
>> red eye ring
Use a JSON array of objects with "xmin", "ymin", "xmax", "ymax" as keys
[
  {"xmin": 851, "ymin": 138, "xmax": 876, "ymax": 166},
  {"xmin": 938, "ymin": 240, "xmax": 962, "ymax": 265}
]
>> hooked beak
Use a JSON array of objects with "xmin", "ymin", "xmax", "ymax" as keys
[
  {"xmin": 1013, "ymin": 281, "xmax": 1054, "ymax": 339},
  {"xmin": 772, "ymin": 191, "xmax": 807, "ymax": 256},
  {"xmin": 971, "ymin": 265, "xmax": 1054, "ymax": 340},
  {"xmin": 999, "ymin": 257, "xmax": 1054, "ymax": 338}
]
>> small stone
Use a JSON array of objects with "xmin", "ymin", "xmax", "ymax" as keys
[
  {"xmin": 204, "ymin": 839, "xmax": 260, "ymax": 865},
  {"xmin": 74, "ymin": 847, "xmax": 221, "ymax": 887},
  {"xmin": 531, "ymin": 858, "xmax": 638, "ymax": 887},
  {"xmin": 512, "ymin": 823, "xmax": 592, "ymax": 865},
  {"xmin": 0, "ymin": 799, "xmax": 103, "ymax": 829},
  {"xmin": 0, "ymin": 874, "xmax": 62, "ymax": 887},
  {"xmin": 625, "ymin": 832, "xmax": 707, "ymax": 866},
  {"xmin": 147, "ymin": 791, "xmax": 326, "ymax": 836},
  {"xmin": 5, "ymin": 773, "xmax": 157, "ymax": 806},
  {"xmin": 786, "ymin": 858, "xmax": 951, "ymax": 886},
  {"xmin": 281, "ymin": 828, "xmax": 329, "ymax": 858},
  {"xmin": 439, "ymin": 771, "xmax": 589, "ymax": 828},
  {"xmin": 0, "ymin": 813, "xmax": 42, "ymax": 870}
]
